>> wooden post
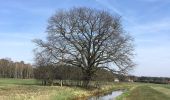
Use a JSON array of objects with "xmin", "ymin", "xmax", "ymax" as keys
[{"xmin": 61, "ymin": 80, "xmax": 63, "ymax": 87}]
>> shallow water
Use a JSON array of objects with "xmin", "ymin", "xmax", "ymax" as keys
[{"xmin": 88, "ymin": 90, "xmax": 123, "ymax": 100}]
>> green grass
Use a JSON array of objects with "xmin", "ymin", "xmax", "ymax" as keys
[
  {"xmin": 1, "ymin": 78, "xmax": 170, "ymax": 100},
  {"xmin": 0, "ymin": 78, "xmax": 40, "ymax": 85},
  {"xmin": 118, "ymin": 85, "xmax": 170, "ymax": 100},
  {"xmin": 0, "ymin": 78, "xmax": 86, "ymax": 100},
  {"xmin": 0, "ymin": 78, "xmax": 132, "ymax": 100}
]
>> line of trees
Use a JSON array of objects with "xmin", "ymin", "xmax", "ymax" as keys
[
  {"xmin": 134, "ymin": 76, "xmax": 170, "ymax": 84},
  {"xmin": 2, "ymin": 59, "xmax": 170, "ymax": 85},
  {"xmin": 34, "ymin": 64, "xmax": 116, "ymax": 86},
  {"xmin": 0, "ymin": 58, "xmax": 34, "ymax": 78},
  {"xmin": 0, "ymin": 58, "xmax": 116, "ymax": 85}
]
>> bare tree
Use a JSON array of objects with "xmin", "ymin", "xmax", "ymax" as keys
[{"xmin": 34, "ymin": 7, "xmax": 135, "ymax": 87}]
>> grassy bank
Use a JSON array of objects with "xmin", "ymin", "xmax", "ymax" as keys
[
  {"xmin": 1, "ymin": 78, "xmax": 170, "ymax": 100},
  {"xmin": 124, "ymin": 86, "xmax": 169, "ymax": 100},
  {"xmin": 117, "ymin": 83, "xmax": 170, "ymax": 100},
  {"xmin": 0, "ymin": 78, "xmax": 133, "ymax": 100}
]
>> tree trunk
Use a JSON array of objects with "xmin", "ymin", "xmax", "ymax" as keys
[
  {"xmin": 82, "ymin": 73, "xmax": 91, "ymax": 88},
  {"xmin": 51, "ymin": 81, "xmax": 54, "ymax": 86},
  {"xmin": 42, "ymin": 80, "xmax": 47, "ymax": 85},
  {"xmin": 49, "ymin": 79, "xmax": 54, "ymax": 86},
  {"xmin": 82, "ymin": 80, "xmax": 90, "ymax": 88}
]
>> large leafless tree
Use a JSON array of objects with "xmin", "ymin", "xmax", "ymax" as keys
[{"xmin": 34, "ymin": 7, "xmax": 135, "ymax": 87}]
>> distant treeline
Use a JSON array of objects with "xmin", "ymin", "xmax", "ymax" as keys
[
  {"xmin": 0, "ymin": 58, "xmax": 116, "ymax": 84},
  {"xmin": 0, "ymin": 58, "xmax": 33, "ymax": 78},
  {"xmin": 1, "ymin": 58, "xmax": 170, "ymax": 85},
  {"xmin": 133, "ymin": 76, "xmax": 170, "ymax": 84}
]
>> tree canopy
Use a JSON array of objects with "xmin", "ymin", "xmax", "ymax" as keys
[{"xmin": 34, "ymin": 7, "xmax": 135, "ymax": 87}]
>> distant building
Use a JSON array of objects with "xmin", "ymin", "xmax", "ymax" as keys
[
  {"xmin": 127, "ymin": 78, "xmax": 134, "ymax": 82},
  {"xmin": 124, "ymin": 77, "xmax": 134, "ymax": 82},
  {"xmin": 114, "ymin": 78, "xmax": 119, "ymax": 82},
  {"xmin": 168, "ymin": 80, "xmax": 170, "ymax": 84}
]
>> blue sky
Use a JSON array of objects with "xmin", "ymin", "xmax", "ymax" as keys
[{"xmin": 0, "ymin": 0, "xmax": 170, "ymax": 77}]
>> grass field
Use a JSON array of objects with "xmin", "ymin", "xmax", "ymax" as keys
[
  {"xmin": 117, "ymin": 83, "xmax": 170, "ymax": 100},
  {"xmin": 0, "ymin": 78, "xmax": 170, "ymax": 100},
  {"xmin": 0, "ymin": 78, "xmax": 133, "ymax": 100}
]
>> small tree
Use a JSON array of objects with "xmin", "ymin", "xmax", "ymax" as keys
[
  {"xmin": 34, "ymin": 7, "xmax": 135, "ymax": 87},
  {"xmin": 33, "ymin": 51, "xmax": 56, "ymax": 85}
]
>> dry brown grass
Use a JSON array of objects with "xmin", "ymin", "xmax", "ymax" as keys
[{"xmin": 0, "ymin": 78, "xmax": 135, "ymax": 100}]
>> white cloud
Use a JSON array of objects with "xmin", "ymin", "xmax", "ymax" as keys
[
  {"xmin": 130, "ymin": 18, "xmax": 170, "ymax": 35},
  {"xmin": 138, "ymin": 0, "xmax": 170, "ymax": 2},
  {"xmin": 95, "ymin": 0, "xmax": 122, "ymax": 15},
  {"xmin": 125, "ymin": 16, "xmax": 170, "ymax": 77}
]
